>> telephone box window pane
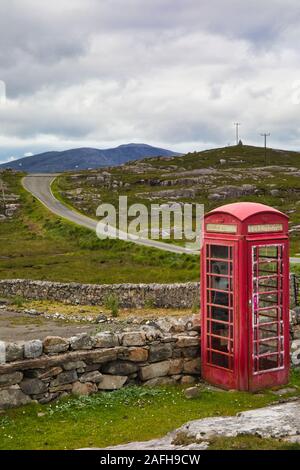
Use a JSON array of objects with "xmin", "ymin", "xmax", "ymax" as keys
[
  {"xmin": 259, "ymin": 246, "xmax": 278, "ymax": 258},
  {"xmin": 211, "ymin": 306, "xmax": 229, "ymax": 322},
  {"xmin": 210, "ymin": 260, "xmax": 229, "ymax": 275},
  {"xmin": 257, "ymin": 276, "xmax": 279, "ymax": 292},
  {"xmin": 211, "ymin": 291, "xmax": 229, "ymax": 306},
  {"xmin": 211, "ymin": 322, "xmax": 230, "ymax": 338},
  {"xmin": 259, "ymin": 292, "xmax": 278, "ymax": 308},
  {"xmin": 211, "ymin": 336, "xmax": 231, "ymax": 352},
  {"xmin": 258, "ymin": 339, "xmax": 278, "ymax": 355},
  {"xmin": 211, "ymin": 352, "xmax": 229, "ymax": 369},
  {"xmin": 258, "ymin": 355, "xmax": 278, "ymax": 371},
  {"xmin": 211, "ymin": 245, "xmax": 229, "ymax": 259},
  {"xmin": 210, "ymin": 275, "xmax": 230, "ymax": 291}
]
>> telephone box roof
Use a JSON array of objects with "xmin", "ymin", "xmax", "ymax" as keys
[{"xmin": 207, "ymin": 202, "xmax": 288, "ymax": 222}]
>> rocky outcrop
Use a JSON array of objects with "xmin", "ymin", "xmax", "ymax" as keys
[{"xmin": 99, "ymin": 400, "xmax": 300, "ymax": 450}]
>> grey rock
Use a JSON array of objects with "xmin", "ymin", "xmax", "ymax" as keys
[
  {"xmin": 0, "ymin": 372, "xmax": 23, "ymax": 387},
  {"xmin": 139, "ymin": 361, "xmax": 170, "ymax": 381},
  {"xmin": 93, "ymin": 332, "xmax": 119, "ymax": 348},
  {"xmin": 79, "ymin": 371, "xmax": 102, "ymax": 383},
  {"xmin": 43, "ymin": 336, "xmax": 69, "ymax": 354},
  {"xmin": 20, "ymin": 378, "xmax": 47, "ymax": 395},
  {"xmin": 0, "ymin": 388, "xmax": 32, "ymax": 409},
  {"xmin": 149, "ymin": 343, "xmax": 173, "ymax": 363},
  {"xmin": 50, "ymin": 370, "xmax": 78, "ymax": 387},
  {"xmin": 102, "ymin": 361, "xmax": 138, "ymax": 376},
  {"xmin": 63, "ymin": 361, "xmax": 86, "ymax": 371},
  {"xmin": 184, "ymin": 386, "xmax": 201, "ymax": 399},
  {"xmin": 5, "ymin": 342, "xmax": 23, "ymax": 362},
  {"xmin": 70, "ymin": 333, "xmax": 93, "ymax": 351},
  {"xmin": 24, "ymin": 340, "xmax": 43, "ymax": 359},
  {"xmin": 98, "ymin": 375, "xmax": 127, "ymax": 390},
  {"xmin": 72, "ymin": 382, "xmax": 98, "ymax": 396},
  {"xmin": 121, "ymin": 332, "xmax": 146, "ymax": 346}
]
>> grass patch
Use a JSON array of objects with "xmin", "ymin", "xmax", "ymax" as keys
[{"xmin": 0, "ymin": 370, "xmax": 299, "ymax": 450}]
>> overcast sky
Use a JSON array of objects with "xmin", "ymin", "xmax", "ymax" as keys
[{"xmin": 0, "ymin": 0, "xmax": 300, "ymax": 162}]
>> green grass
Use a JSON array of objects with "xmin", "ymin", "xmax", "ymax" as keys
[
  {"xmin": 0, "ymin": 370, "xmax": 299, "ymax": 450},
  {"xmin": 0, "ymin": 172, "xmax": 199, "ymax": 284}
]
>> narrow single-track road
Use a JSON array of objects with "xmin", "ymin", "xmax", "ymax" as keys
[
  {"xmin": 22, "ymin": 174, "xmax": 300, "ymax": 263},
  {"xmin": 22, "ymin": 174, "xmax": 199, "ymax": 255}
]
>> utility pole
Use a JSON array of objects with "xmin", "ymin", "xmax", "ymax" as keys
[
  {"xmin": 234, "ymin": 123, "xmax": 240, "ymax": 145},
  {"xmin": 260, "ymin": 133, "xmax": 270, "ymax": 166}
]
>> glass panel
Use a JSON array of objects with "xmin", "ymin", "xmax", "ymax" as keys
[
  {"xmin": 258, "ymin": 292, "xmax": 278, "ymax": 308},
  {"xmin": 210, "ymin": 275, "xmax": 231, "ymax": 291},
  {"xmin": 211, "ymin": 306, "xmax": 230, "ymax": 322},
  {"xmin": 258, "ymin": 355, "xmax": 278, "ymax": 371},
  {"xmin": 211, "ymin": 291, "xmax": 229, "ymax": 306},
  {"xmin": 258, "ymin": 261, "xmax": 278, "ymax": 276},
  {"xmin": 209, "ymin": 260, "xmax": 230, "ymax": 275},
  {"xmin": 211, "ymin": 245, "xmax": 229, "ymax": 259},
  {"xmin": 258, "ymin": 339, "xmax": 278, "ymax": 355},
  {"xmin": 211, "ymin": 321, "xmax": 230, "ymax": 337},
  {"xmin": 211, "ymin": 352, "xmax": 229, "ymax": 369}
]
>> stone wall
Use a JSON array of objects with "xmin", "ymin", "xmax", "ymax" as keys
[
  {"xmin": 0, "ymin": 317, "xmax": 201, "ymax": 409},
  {"xmin": 0, "ymin": 280, "xmax": 200, "ymax": 309}
]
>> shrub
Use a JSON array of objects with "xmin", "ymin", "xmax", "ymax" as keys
[{"xmin": 104, "ymin": 293, "xmax": 119, "ymax": 317}]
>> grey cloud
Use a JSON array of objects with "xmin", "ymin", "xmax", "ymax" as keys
[{"xmin": 1, "ymin": 0, "xmax": 300, "ymax": 162}]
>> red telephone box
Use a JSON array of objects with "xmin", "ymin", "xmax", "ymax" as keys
[{"xmin": 201, "ymin": 202, "xmax": 290, "ymax": 391}]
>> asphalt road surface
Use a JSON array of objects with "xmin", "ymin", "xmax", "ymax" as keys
[{"xmin": 22, "ymin": 174, "xmax": 300, "ymax": 263}]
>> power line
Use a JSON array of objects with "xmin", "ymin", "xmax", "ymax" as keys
[
  {"xmin": 234, "ymin": 123, "xmax": 241, "ymax": 145},
  {"xmin": 260, "ymin": 133, "xmax": 270, "ymax": 166}
]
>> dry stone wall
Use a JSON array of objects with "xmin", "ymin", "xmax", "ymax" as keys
[
  {"xmin": 0, "ymin": 280, "xmax": 200, "ymax": 308},
  {"xmin": 0, "ymin": 317, "xmax": 201, "ymax": 409}
]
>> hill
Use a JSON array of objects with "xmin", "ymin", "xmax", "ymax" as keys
[
  {"xmin": 53, "ymin": 144, "xmax": 300, "ymax": 255},
  {"xmin": 0, "ymin": 143, "xmax": 180, "ymax": 173}
]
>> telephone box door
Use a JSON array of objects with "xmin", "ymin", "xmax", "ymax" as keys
[
  {"xmin": 202, "ymin": 241, "xmax": 237, "ymax": 390},
  {"xmin": 248, "ymin": 241, "xmax": 289, "ymax": 390}
]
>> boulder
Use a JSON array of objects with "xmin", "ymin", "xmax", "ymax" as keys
[
  {"xmin": 43, "ymin": 336, "xmax": 69, "ymax": 354},
  {"xmin": 98, "ymin": 375, "xmax": 127, "ymax": 390},
  {"xmin": 50, "ymin": 370, "xmax": 78, "ymax": 387},
  {"xmin": 72, "ymin": 382, "xmax": 98, "ymax": 396},
  {"xmin": 70, "ymin": 333, "xmax": 93, "ymax": 351},
  {"xmin": 5, "ymin": 343, "xmax": 23, "ymax": 362},
  {"xmin": 184, "ymin": 386, "xmax": 201, "ymax": 399},
  {"xmin": 126, "ymin": 347, "xmax": 149, "ymax": 362},
  {"xmin": 63, "ymin": 361, "xmax": 86, "ymax": 371},
  {"xmin": 175, "ymin": 336, "xmax": 200, "ymax": 348},
  {"xmin": 93, "ymin": 332, "xmax": 119, "ymax": 348},
  {"xmin": 24, "ymin": 340, "xmax": 43, "ymax": 359},
  {"xmin": 121, "ymin": 332, "xmax": 146, "ymax": 347},
  {"xmin": 0, "ymin": 388, "xmax": 32, "ymax": 409},
  {"xmin": 79, "ymin": 371, "xmax": 102, "ymax": 383},
  {"xmin": 168, "ymin": 359, "xmax": 183, "ymax": 375},
  {"xmin": 183, "ymin": 358, "xmax": 201, "ymax": 375},
  {"xmin": 20, "ymin": 378, "xmax": 47, "ymax": 395},
  {"xmin": 139, "ymin": 361, "xmax": 170, "ymax": 381},
  {"xmin": 149, "ymin": 344, "xmax": 173, "ymax": 363},
  {"xmin": 0, "ymin": 371, "xmax": 23, "ymax": 387},
  {"xmin": 102, "ymin": 361, "xmax": 138, "ymax": 376}
]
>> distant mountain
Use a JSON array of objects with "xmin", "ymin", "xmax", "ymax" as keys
[{"xmin": 0, "ymin": 143, "xmax": 181, "ymax": 173}]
